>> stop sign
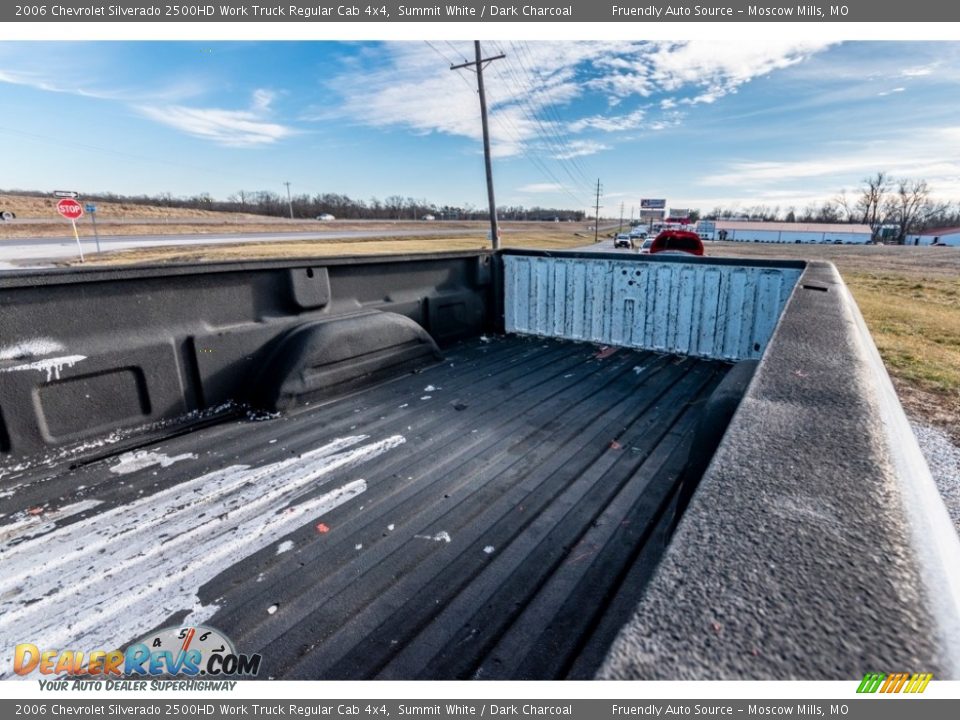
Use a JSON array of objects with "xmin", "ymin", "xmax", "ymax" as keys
[{"xmin": 56, "ymin": 198, "xmax": 84, "ymax": 220}]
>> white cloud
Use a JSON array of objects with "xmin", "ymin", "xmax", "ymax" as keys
[
  {"xmin": 517, "ymin": 183, "xmax": 563, "ymax": 193},
  {"xmin": 138, "ymin": 91, "xmax": 295, "ymax": 147},
  {"xmin": 901, "ymin": 63, "xmax": 939, "ymax": 77},
  {"xmin": 568, "ymin": 108, "xmax": 646, "ymax": 133},
  {"xmin": 329, "ymin": 40, "xmax": 833, "ymax": 162},
  {"xmin": 0, "ymin": 65, "xmax": 205, "ymax": 104},
  {"xmin": 553, "ymin": 140, "xmax": 609, "ymax": 159},
  {"xmin": 0, "ymin": 68, "xmax": 122, "ymax": 100},
  {"xmin": 251, "ymin": 88, "xmax": 276, "ymax": 111},
  {"xmin": 877, "ymin": 87, "xmax": 906, "ymax": 96},
  {"xmin": 698, "ymin": 126, "xmax": 960, "ymax": 205}
]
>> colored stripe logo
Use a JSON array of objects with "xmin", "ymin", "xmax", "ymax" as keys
[{"xmin": 857, "ymin": 672, "xmax": 933, "ymax": 694}]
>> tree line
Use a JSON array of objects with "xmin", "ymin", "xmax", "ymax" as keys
[
  {"xmin": 701, "ymin": 172, "xmax": 959, "ymax": 243},
  {"xmin": 0, "ymin": 188, "xmax": 584, "ymax": 223}
]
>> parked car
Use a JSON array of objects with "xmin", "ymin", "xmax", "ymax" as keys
[
  {"xmin": 316, "ymin": 213, "xmax": 335, "ymax": 221},
  {"xmin": 614, "ymin": 233, "xmax": 632, "ymax": 249},
  {"xmin": 649, "ymin": 230, "xmax": 705, "ymax": 256},
  {"xmin": 637, "ymin": 237, "xmax": 654, "ymax": 253}
]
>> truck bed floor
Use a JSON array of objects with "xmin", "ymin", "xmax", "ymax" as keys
[{"xmin": 0, "ymin": 335, "xmax": 729, "ymax": 680}]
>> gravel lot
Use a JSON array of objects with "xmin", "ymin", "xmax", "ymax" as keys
[{"xmin": 913, "ymin": 420, "xmax": 960, "ymax": 537}]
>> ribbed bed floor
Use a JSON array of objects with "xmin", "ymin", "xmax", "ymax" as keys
[{"xmin": 0, "ymin": 335, "xmax": 729, "ymax": 680}]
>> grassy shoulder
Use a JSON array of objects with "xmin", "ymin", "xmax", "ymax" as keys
[
  {"xmin": 706, "ymin": 242, "xmax": 960, "ymax": 442},
  {"xmin": 845, "ymin": 273, "xmax": 960, "ymax": 437}
]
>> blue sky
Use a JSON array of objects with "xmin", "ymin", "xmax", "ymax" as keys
[{"xmin": 1, "ymin": 40, "xmax": 959, "ymax": 215}]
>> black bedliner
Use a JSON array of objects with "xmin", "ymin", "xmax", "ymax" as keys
[{"xmin": 0, "ymin": 335, "xmax": 729, "ymax": 680}]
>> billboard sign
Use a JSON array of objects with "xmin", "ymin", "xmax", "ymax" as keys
[{"xmin": 640, "ymin": 198, "xmax": 666, "ymax": 209}]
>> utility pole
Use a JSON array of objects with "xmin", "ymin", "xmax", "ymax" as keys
[
  {"xmin": 283, "ymin": 181, "xmax": 294, "ymax": 219},
  {"xmin": 618, "ymin": 201, "xmax": 625, "ymax": 234},
  {"xmin": 452, "ymin": 42, "xmax": 505, "ymax": 250},
  {"xmin": 594, "ymin": 179, "xmax": 602, "ymax": 244}
]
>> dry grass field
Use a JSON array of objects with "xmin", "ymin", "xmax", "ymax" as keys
[
  {"xmin": 0, "ymin": 193, "xmax": 509, "ymax": 238},
  {"xmin": 45, "ymin": 221, "xmax": 593, "ymax": 266},
  {"xmin": 707, "ymin": 242, "xmax": 960, "ymax": 443}
]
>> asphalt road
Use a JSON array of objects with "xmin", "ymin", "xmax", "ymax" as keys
[{"xmin": 0, "ymin": 227, "xmax": 484, "ymax": 266}]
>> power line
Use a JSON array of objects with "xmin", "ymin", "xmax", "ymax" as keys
[
  {"xmin": 431, "ymin": 41, "xmax": 589, "ymax": 211},
  {"xmin": 485, "ymin": 48, "xmax": 592, "ymax": 201},
  {"xmin": 491, "ymin": 42, "xmax": 593, "ymax": 196},
  {"xmin": 514, "ymin": 41, "xmax": 594, "ymax": 186}
]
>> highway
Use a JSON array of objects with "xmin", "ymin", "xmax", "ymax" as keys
[{"xmin": 0, "ymin": 227, "xmax": 484, "ymax": 266}]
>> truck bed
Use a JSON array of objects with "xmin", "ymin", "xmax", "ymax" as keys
[{"xmin": 0, "ymin": 335, "xmax": 729, "ymax": 680}]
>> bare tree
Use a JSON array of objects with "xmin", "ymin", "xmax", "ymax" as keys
[
  {"xmin": 833, "ymin": 191, "xmax": 852, "ymax": 222},
  {"xmin": 855, "ymin": 171, "xmax": 892, "ymax": 240},
  {"xmin": 887, "ymin": 179, "xmax": 947, "ymax": 243}
]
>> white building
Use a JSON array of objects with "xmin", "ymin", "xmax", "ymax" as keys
[
  {"xmin": 703, "ymin": 221, "xmax": 873, "ymax": 244},
  {"xmin": 910, "ymin": 226, "xmax": 960, "ymax": 246}
]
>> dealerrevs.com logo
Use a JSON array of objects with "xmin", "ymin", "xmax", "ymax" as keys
[{"xmin": 14, "ymin": 625, "xmax": 261, "ymax": 678}]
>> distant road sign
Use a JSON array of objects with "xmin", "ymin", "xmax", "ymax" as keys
[
  {"xmin": 85, "ymin": 204, "xmax": 96, "ymax": 213},
  {"xmin": 56, "ymin": 198, "xmax": 84, "ymax": 221},
  {"xmin": 54, "ymin": 190, "xmax": 80, "ymax": 199}
]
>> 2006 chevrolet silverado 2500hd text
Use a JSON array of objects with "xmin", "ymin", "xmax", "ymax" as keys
[{"xmin": 0, "ymin": 248, "xmax": 958, "ymax": 680}]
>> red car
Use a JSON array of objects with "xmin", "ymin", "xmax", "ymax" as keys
[{"xmin": 649, "ymin": 230, "xmax": 705, "ymax": 256}]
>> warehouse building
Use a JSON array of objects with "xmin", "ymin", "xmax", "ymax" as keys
[
  {"xmin": 908, "ymin": 226, "xmax": 960, "ymax": 246},
  {"xmin": 702, "ymin": 220, "xmax": 873, "ymax": 244}
]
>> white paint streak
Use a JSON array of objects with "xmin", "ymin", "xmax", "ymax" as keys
[
  {"xmin": 423, "ymin": 385, "xmax": 439, "ymax": 392},
  {"xmin": 483, "ymin": 546, "xmax": 495, "ymax": 554},
  {"xmin": 387, "ymin": 524, "xmax": 395, "ymax": 532},
  {"xmin": 415, "ymin": 530, "xmax": 452, "ymax": 543},
  {"xmin": 0, "ymin": 433, "xmax": 405, "ymax": 677},
  {"xmin": 420, "ymin": 396, "xmax": 432, "ymax": 401},
  {"xmin": 267, "ymin": 605, "xmax": 278, "ymax": 615},
  {"xmin": 0, "ymin": 355, "xmax": 86, "ymax": 382},
  {"xmin": 0, "ymin": 500, "xmax": 102, "ymax": 546},
  {"xmin": 276, "ymin": 540, "xmax": 294, "ymax": 555},
  {"xmin": 0, "ymin": 338, "xmax": 64, "ymax": 361},
  {"xmin": 109, "ymin": 451, "xmax": 198, "ymax": 476}
]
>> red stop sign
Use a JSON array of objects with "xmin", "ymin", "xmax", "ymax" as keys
[{"xmin": 56, "ymin": 198, "xmax": 84, "ymax": 220}]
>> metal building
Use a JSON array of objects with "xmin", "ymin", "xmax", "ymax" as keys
[{"xmin": 702, "ymin": 220, "xmax": 873, "ymax": 244}]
